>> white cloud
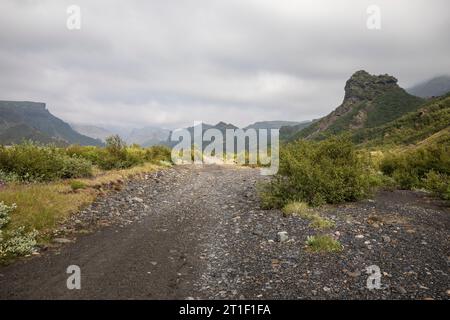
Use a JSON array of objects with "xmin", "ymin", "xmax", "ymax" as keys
[{"xmin": 0, "ymin": 0, "xmax": 449, "ymax": 128}]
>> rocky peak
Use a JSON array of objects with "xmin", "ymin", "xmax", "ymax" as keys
[{"xmin": 343, "ymin": 70, "xmax": 398, "ymax": 102}]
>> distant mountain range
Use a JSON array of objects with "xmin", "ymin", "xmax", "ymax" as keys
[
  {"xmin": 3, "ymin": 72, "xmax": 448, "ymax": 148},
  {"xmin": 69, "ymin": 124, "xmax": 114, "ymax": 142},
  {"xmin": 0, "ymin": 101, "xmax": 103, "ymax": 146},
  {"xmin": 406, "ymin": 75, "xmax": 450, "ymax": 98}
]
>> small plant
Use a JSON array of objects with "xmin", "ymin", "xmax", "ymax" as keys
[
  {"xmin": 305, "ymin": 235, "xmax": 342, "ymax": 253},
  {"xmin": 282, "ymin": 201, "xmax": 335, "ymax": 229},
  {"xmin": 0, "ymin": 226, "xmax": 38, "ymax": 258},
  {"xmin": 0, "ymin": 201, "xmax": 16, "ymax": 229},
  {"xmin": 423, "ymin": 171, "xmax": 450, "ymax": 200},
  {"xmin": 282, "ymin": 201, "xmax": 314, "ymax": 218},
  {"xmin": 310, "ymin": 216, "xmax": 335, "ymax": 229},
  {"xmin": 0, "ymin": 202, "xmax": 38, "ymax": 259},
  {"xmin": 70, "ymin": 180, "xmax": 87, "ymax": 191}
]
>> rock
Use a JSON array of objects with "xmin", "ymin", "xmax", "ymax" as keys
[
  {"xmin": 395, "ymin": 286, "xmax": 407, "ymax": 294},
  {"xmin": 355, "ymin": 234, "xmax": 364, "ymax": 239},
  {"xmin": 53, "ymin": 238, "xmax": 72, "ymax": 244},
  {"xmin": 344, "ymin": 269, "xmax": 361, "ymax": 277},
  {"xmin": 381, "ymin": 235, "xmax": 391, "ymax": 243},
  {"xmin": 131, "ymin": 197, "xmax": 144, "ymax": 203},
  {"xmin": 446, "ymin": 289, "xmax": 450, "ymax": 296},
  {"xmin": 323, "ymin": 286, "xmax": 331, "ymax": 293},
  {"xmin": 277, "ymin": 231, "xmax": 288, "ymax": 243}
]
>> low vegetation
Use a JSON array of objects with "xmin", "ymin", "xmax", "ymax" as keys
[
  {"xmin": 0, "ymin": 201, "xmax": 38, "ymax": 260},
  {"xmin": 0, "ymin": 137, "xmax": 172, "ymax": 262},
  {"xmin": 380, "ymin": 141, "xmax": 450, "ymax": 200},
  {"xmin": 282, "ymin": 201, "xmax": 335, "ymax": 230},
  {"xmin": 305, "ymin": 235, "xmax": 342, "ymax": 253},
  {"xmin": 259, "ymin": 137, "xmax": 377, "ymax": 208}
]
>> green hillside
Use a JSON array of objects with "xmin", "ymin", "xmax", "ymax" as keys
[
  {"xmin": 289, "ymin": 71, "xmax": 424, "ymax": 141},
  {"xmin": 352, "ymin": 93, "xmax": 450, "ymax": 147},
  {"xmin": 0, "ymin": 101, "xmax": 103, "ymax": 146}
]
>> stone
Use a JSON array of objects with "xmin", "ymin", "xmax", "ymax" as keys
[
  {"xmin": 277, "ymin": 231, "xmax": 288, "ymax": 243},
  {"xmin": 131, "ymin": 197, "xmax": 144, "ymax": 203},
  {"xmin": 381, "ymin": 235, "xmax": 391, "ymax": 243},
  {"xmin": 355, "ymin": 234, "xmax": 364, "ymax": 239},
  {"xmin": 53, "ymin": 238, "xmax": 72, "ymax": 244}
]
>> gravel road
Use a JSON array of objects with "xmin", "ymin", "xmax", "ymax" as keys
[{"xmin": 0, "ymin": 165, "xmax": 448, "ymax": 299}]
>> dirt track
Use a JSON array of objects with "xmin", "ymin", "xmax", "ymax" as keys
[{"xmin": 0, "ymin": 165, "xmax": 448, "ymax": 299}]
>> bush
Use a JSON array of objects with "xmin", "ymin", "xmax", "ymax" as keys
[
  {"xmin": 145, "ymin": 145, "xmax": 172, "ymax": 164},
  {"xmin": 70, "ymin": 180, "xmax": 87, "ymax": 191},
  {"xmin": 380, "ymin": 142, "xmax": 450, "ymax": 199},
  {"xmin": 0, "ymin": 202, "xmax": 38, "ymax": 259},
  {"xmin": 423, "ymin": 171, "xmax": 450, "ymax": 200},
  {"xmin": 305, "ymin": 235, "xmax": 342, "ymax": 253},
  {"xmin": 0, "ymin": 226, "xmax": 38, "ymax": 258},
  {"xmin": 260, "ymin": 138, "xmax": 375, "ymax": 207},
  {"xmin": 0, "ymin": 142, "xmax": 92, "ymax": 182},
  {"xmin": 0, "ymin": 201, "xmax": 16, "ymax": 229},
  {"xmin": 95, "ymin": 135, "xmax": 143, "ymax": 170}
]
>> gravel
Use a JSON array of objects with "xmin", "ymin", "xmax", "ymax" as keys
[{"xmin": 0, "ymin": 165, "xmax": 448, "ymax": 300}]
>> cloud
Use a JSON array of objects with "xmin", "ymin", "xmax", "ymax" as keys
[{"xmin": 0, "ymin": 0, "xmax": 449, "ymax": 128}]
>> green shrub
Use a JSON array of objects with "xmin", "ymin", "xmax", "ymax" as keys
[
  {"xmin": 310, "ymin": 216, "xmax": 335, "ymax": 229},
  {"xmin": 95, "ymin": 135, "xmax": 143, "ymax": 170},
  {"xmin": 145, "ymin": 145, "xmax": 172, "ymax": 164},
  {"xmin": 70, "ymin": 180, "xmax": 87, "ymax": 191},
  {"xmin": 0, "ymin": 142, "xmax": 92, "ymax": 182},
  {"xmin": 0, "ymin": 201, "xmax": 16, "ymax": 229},
  {"xmin": 260, "ymin": 138, "xmax": 374, "ymax": 207},
  {"xmin": 0, "ymin": 226, "xmax": 38, "ymax": 258},
  {"xmin": 380, "ymin": 142, "xmax": 450, "ymax": 197},
  {"xmin": 0, "ymin": 202, "xmax": 38, "ymax": 259},
  {"xmin": 282, "ymin": 201, "xmax": 314, "ymax": 218},
  {"xmin": 423, "ymin": 171, "xmax": 450, "ymax": 200},
  {"xmin": 305, "ymin": 235, "xmax": 342, "ymax": 253}
]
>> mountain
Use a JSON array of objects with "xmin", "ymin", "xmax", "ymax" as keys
[
  {"xmin": 0, "ymin": 101, "xmax": 103, "ymax": 146},
  {"xmin": 166, "ymin": 122, "xmax": 238, "ymax": 148},
  {"xmin": 245, "ymin": 121, "xmax": 302, "ymax": 130},
  {"xmin": 407, "ymin": 75, "xmax": 450, "ymax": 98},
  {"xmin": 352, "ymin": 93, "xmax": 450, "ymax": 147},
  {"xmin": 70, "ymin": 123, "xmax": 114, "ymax": 142},
  {"xmin": 279, "ymin": 120, "xmax": 313, "ymax": 140},
  {"xmin": 289, "ymin": 70, "xmax": 424, "ymax": 141},
  {"xmin": 125, "ymin": 126, "xmax": 171, "ymax": 147}
]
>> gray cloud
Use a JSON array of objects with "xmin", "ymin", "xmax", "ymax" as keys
[{"xmin": 0, "ymin": 0, "xmax": 449, "ymax": 129}]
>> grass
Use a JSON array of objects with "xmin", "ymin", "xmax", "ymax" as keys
[
  {"xmin": 70, "ymin": 180, "xmax": 87, "ymax": 191},
  {"xmin": 282, "ymin": 201, "xmax": 315, "ymax": 219},
  {"xmin": 282, "ymin": 201, "xmax": 335, "ymax": 230},
  {"xmin": 306, "ymin": 235, "xmax": 342, "ymax": 253},
  {"xmin": 310, "ymin": 216, "xmax": 335, "ymax": 229},
  {"xmin": 0, "ymin": 162, "xmax": 163, "ymax": 240}
]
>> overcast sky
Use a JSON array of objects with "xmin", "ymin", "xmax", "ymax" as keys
[{"xmin": 0, "ymin": 0, "xmax": 449, "ymax": 129}]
